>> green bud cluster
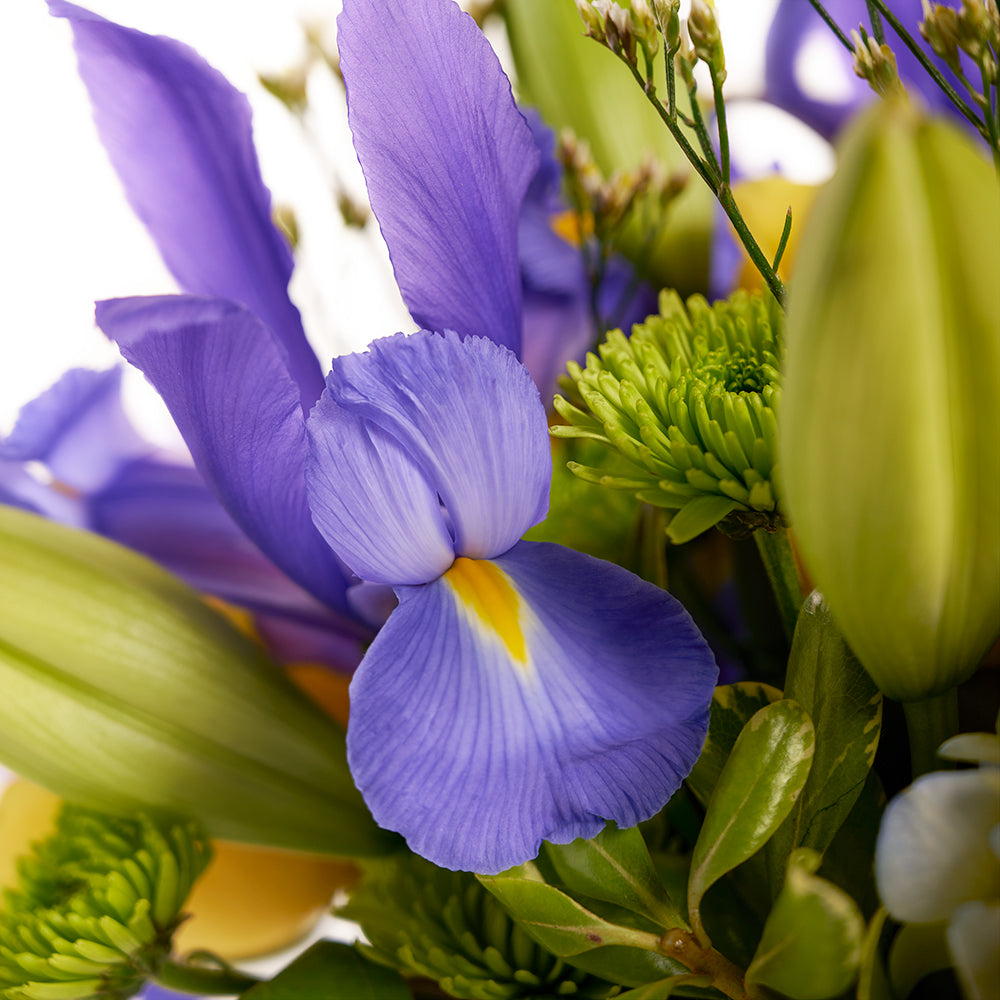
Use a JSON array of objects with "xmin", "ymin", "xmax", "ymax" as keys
[
  {"xmin": 0, "ymin": 806, "xmax": 210, "ymax": 1000},
  {"xmin": 342, "ymin": 855, "xmax": 618, "ymax": 999},
  {"xmin": 553, "ymin": 288, "xmax": 784, "ymax": 544}
]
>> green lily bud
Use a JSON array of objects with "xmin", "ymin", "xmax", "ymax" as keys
[
  {"xmin": 687, "ymin": 0, "xmax": 726, "ymax": 84},
  {"xmin": 779, "ymin": 98, "xmax": 1000, "ymax": 702},
  {"xmin": 0, "ymin": 505, "xmax": 398, "ymax": 857},
  {"xmin": 341, "ymin": 854, "xmax": 618, "ymax": 1000},
  {"xmin": 0, "ymin": 806, "xmax": 209, "ymax": 1000}
]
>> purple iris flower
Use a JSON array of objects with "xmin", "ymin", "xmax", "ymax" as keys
[
  {"xmin": 54, "ymin": 0, "xmax": 717, "ymax": 873},
  {"xmin": 766, "ymin": 0, "xmax": 970, "ymax": 140},
  {"xmin": 0, "ymin": 366, "xmax": 370, "ymax": 668}
]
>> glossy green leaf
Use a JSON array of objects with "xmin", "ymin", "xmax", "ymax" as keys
[
  {"xmin": 561, "ymin": 948, "xmax": 695, "ymax": 992},
  {"xmin": 502, "ymin": 0, "xmax": 712, "ymax": 295},
  {"xmin": 478, "ymin": 865, "xmax": 659, "ymax": 957},
  {"xmin": 765, "ymin": 593, "xmax": 882, "ymax": 890},
  {"xmin": 687, "ymin": 700, "xmax": 815, "ymax": 943},
  {"xmin": 241, "ymin": 941, "xmax": 408, "ymax": 1000},
  {"xmin": 857, "ymin": 908, "xmax": 892, "ymax": 1000},
  {"xmin": 746, "ymin": 848, "xmax": 864, "ymax": 999},
  {"xmin": 617, "ymin": 974, "xmax": 714, "ymax": 999},
  {"xmin": 687, "ymin": 682, "xmax": 783, "ymax": 807},
  {"xmin": 543, "ymin": 824, "xmax": 685, "ymax": 930}
]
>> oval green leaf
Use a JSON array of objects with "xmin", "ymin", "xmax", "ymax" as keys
[
  {"xmin": 746, "ymin": 849, "xmax": 864, "ymax": 1000},
  {"xmin": 240, "ymin": 941, "xmax": 409, "ymax": 1000},
  {"xmin": 687, "ymin": 699, "xmax": 815, "ymax": 943}
]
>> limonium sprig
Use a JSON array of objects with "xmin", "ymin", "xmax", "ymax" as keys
[
  {"xmin": 0, "ymin": 806, "xmax": 210, "ymax": 1000},
  {"xmin": 553, "ymin": 288, "xmax": 783, "ymax": 547}
]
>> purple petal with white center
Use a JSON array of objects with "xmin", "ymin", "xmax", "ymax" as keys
[
  {"xmin": 338, "ymin": 0, "xmax": 538, "ymax": 357},
  {"xmin": 347, "ymin": 540, "xmax": 717, "ymax": 873},
  {"xmin": 49, "ymin": 1, "xmax": 323, "ymax": 408},
  {"xmin": 0, "ymin": 367, "xmax": 149, "ymax": 493},
  {"xmin": 96, "ymin": 294, "xmax": 353, "ymax": 613},
  {"xmin": 309, "ymin": 330, "xmax": 550, "ymax": 573}
]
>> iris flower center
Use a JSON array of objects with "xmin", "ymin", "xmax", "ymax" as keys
[{"xmin": 444, "ymin": 557, "xmax": 527, "ymax": 666}]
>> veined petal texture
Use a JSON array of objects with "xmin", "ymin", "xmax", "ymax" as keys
[
  {"xmin": 348, "ymin": 540, "xmax": 717, "ymax": 873},
  {"xmin": 97, "ymin": 294, "xmax": 354, "ymax": 614},
  {"xmin": 338, "ymin": 0, "xmax": 537, "ymax": 357},
  {"xmin": 308, "ymin": 331, "xmax": 550, "ymax": 578},
  {"xmin": 49, "ymin": 0, "xmax": 324, "ymax": 407}
]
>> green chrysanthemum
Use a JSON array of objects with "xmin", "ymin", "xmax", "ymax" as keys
[
  {"xmin": 342, "ymin": 855, "xmax": 619, "ymax": 999},
  {"xmin": 553, "ymin": 289, "xmax": 784, "ymax": 544},
  {"xmin": 0, "ymin": 806, "xmax": 210, "ymax": 1000}
]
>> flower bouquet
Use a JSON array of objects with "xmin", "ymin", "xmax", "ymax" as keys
[{"xmin": 1, "ymin": 1, "xmax": 997, "ymax": 999}]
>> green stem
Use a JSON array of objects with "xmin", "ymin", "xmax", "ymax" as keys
[
  {"xmin": 710, "ymin": 64, "xmax": 730, "ymax": 184},
  {"xmin": 865, "ymin": 0, "xmax": 885, "ymax": 45},
  {"xmin": 772, "ymin": 208, "xmax": 793, "ymax": 271},
  {"xmin": 903, "ymin": 690, "xmax": 960, "ymax": 778},
  {"xmin": 805, "ymin": 0, "xmax": 854, "ymax": 51},
  {"xmin": 753, "ymin": 526, "xmax": 804, "ymax": 641},
  {"xmin": 154, "ymin": 958, "xmax": 261, "ymax": 995}
]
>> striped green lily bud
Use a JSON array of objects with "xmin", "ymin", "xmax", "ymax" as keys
[
  {"xmin": 553, "ymin": 288, "xmax": 784, "ymax": 544},
  {"xmin": 0, "ymin": 806, "xmax": 209, "ymax": 1000},
  {"xmin": 0, "ymin": 505, "xmax": 397, "ymax": 857},
  {"xmin": 341, "ymin": 854, "xmax": 618, "ymax": 999},
  {"xmin": 779, "ymin": 97, "xmax": 1000, "ymax": 701}
]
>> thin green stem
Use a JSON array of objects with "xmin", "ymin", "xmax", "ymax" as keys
[
  {"xmin": 665, "ymin": 49, "xmax": 678, "ymax": 118},
  {"xmin": 154, "ymin": 958, "xmax": 261, "ymax": 995},
  {"xmin": 805, "ymin": 0, "xmax": 854, "ymax": 52},
  {"xmin": 903, "ymin": 690, "xmax": 960, "ymax": 778},
  {"xmin": 865, "ymin": 0, "xmax": 886, "ymax": 45},
  {"xmin": 772, "ymin": 208, "xmax": 793, "ymax": 271},
  {"xmin": 682, "ymin": 72, "xmax": 723, "ymax": 177},
  {"xmin": 717, "ymin": 186, "xmax": 786, "ymax": 304},
  {"xmin": 753, "ymin": 526, "xmax": 804, "ymax": 641},
  {"xmin": 710, "ymin": 65, "xmax": 730, "ymax": 184},
  {"xmin": 868, "ymin": 0, "xmax": 989, "ymax": 136}
]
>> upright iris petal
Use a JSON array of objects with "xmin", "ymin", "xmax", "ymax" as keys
[
  {"xmin": 338, "ymin": 0, "xmax": 539, "ymax": 359},
  {"xmin": 49, "ymin": 0, "xmax": 323, "ymax": 407},
  {"xmin": 306, "ymin": 331, "xmax": 717, "ymax": 873}
]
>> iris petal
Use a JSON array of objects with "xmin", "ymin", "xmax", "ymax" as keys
[
  {"xmin": 347, "ymin": 540, "xmax": 717, "ymax": 873},
  {"xmin": 0, "ymin": 367, "xmax": 148, "ymax": 493},
  {"xmin": 48, "ymin": 0, "xmax": 323, "ymax": 407},
  {"xmin": 338, "ymin": 0, "xmax": 538, "ymax": 357},
  {"xmin": 317, "ymin": 330, "xmax": 550, "ymax": 564},
  {"xmin": 97, "ymin": 294, "xmax": 353, "ymax": 614}
]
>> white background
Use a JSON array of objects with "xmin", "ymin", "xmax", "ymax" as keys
[{"xmin": 0, "ymin": 0, "xmax": 844, "ymax": 440}]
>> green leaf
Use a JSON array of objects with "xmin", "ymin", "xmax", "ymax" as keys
[
  {"xmin": 617, "ymin": 974, "xmax": 714, "ymax": 999},
  {"xmin": 665, "ymin": 497, "xmax": 742, "ymax": 545},
  {"xmin": 746, "ymin": 848, "xmax": 864, "ymax": 999},
  {"xmin": 561, "ymin": 948, "xmax": 694, "ymax": 992},
  {"xmin": 240, "ymin": 942, "xmax": 409, "ymax": 1000},
  {"xmin": 543, "ymin": 824, "xmax": 686, "ymax": 930},
  {"xmin": 501, "ymin": 0, "xmax": 712, "ymax": 295},
  {"xmin": 687, "ymin": 700, "xmax": 815, "ymax": 943},
  {"xmin": 687, "ymin": 682, "xmax": 783, "ymax": 807},
  {"xmin": 478, "ymin": 867, "xmax": 658, "ymax": 958},
  {"xmin": 765, "ymin": 593, "xmax": 882, "ymax": 892}
]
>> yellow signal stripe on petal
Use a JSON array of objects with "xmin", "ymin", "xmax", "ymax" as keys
[{"xmin": 444, "ymin": 557, "xmax": 528, "ymax": 666}]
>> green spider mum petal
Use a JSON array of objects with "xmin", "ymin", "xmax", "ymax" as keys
[
  {"xmin": 553, "ymin": 289, "xmax": 784, "ymax": 543},
  {"xmin": 0, "ymin": 807, "xmax": 210, "ymax": 1000}
]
